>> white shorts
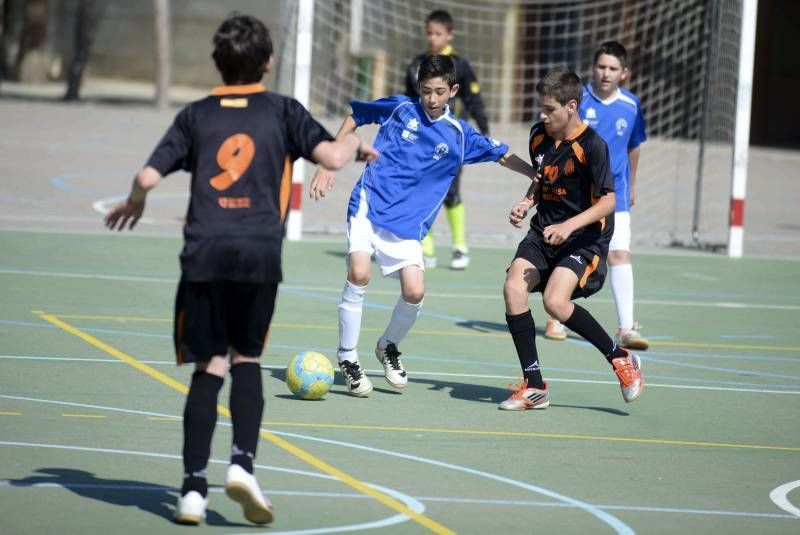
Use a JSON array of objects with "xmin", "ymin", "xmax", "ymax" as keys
[
  {"xmin": 609, "ymin": 211, "xmax": 631, "ymax": 252},
  {"xmin": 347, "ymin": 211, "xmax": 424, "ymax": 279}
]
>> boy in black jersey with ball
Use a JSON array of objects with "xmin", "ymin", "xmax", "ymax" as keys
[
  {"xmin": 500, "ymin": 67, "xmax": 644, "ymax": 411},
  {"xmin": 104, "ymin": 13, "xmax": 376, "ymax": 525}
]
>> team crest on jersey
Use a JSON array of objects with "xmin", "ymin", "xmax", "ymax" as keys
[
  {"xmin": 406, "ymin": 118, "xmax": 419, "ymax": 131},
  {"xmin": 433, "ymin": 143, "xmax": 449, "ymax": 160},
  {"xmin": 615, "ymin": 118, "xmax": 628, "ymax": 136},
  {"xmin": 564, "ymin": 158, "xmax": 575, "ymax": 176},
  {"xmin": 585, "ymin": 107, "xmax": 597, "ymax": 119}
]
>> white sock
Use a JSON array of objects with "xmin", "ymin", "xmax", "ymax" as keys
[
  {"xmin": 338, "ymin": 280, "xmax": 367, "ymax": 362},
  {"xmin": 610, "ymin": 263, "xmax": 634, "ymax": 330},
  {"xmin": 378, "ymin": 298, "xmax": 423, "ymax": 349}
]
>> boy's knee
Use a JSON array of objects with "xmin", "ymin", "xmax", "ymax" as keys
[
  {"xmin": 542, "ymin": 295, "xmax": 571, "ymax": 321},
  {"xmin": 402, "ymin": 288, "xmax": 425, "ymax": 304},
  {"xmin": 347, "ymin": 269, "xmax": 371, "ymax": 287}
]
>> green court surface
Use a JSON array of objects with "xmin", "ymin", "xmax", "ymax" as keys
[{"xmin": 1, "ymin": 228, "xmax": 799, "ymax": 534}]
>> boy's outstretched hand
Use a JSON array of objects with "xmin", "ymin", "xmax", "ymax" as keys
[
  {"xmin": 104, "ymin": 198, "xmax": 145, "ymax": 231},
  {"xmin": 509, "ymin": 202, "xmax": 530, "ymax": 228},
  {"xmin": 309, "ymin": 167, "xmax": 336, "ymax": 201}
]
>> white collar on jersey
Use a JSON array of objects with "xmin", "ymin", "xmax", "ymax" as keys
[
  {"xmin": 419, "ymin": 100, "xmax": 452, "ymax": 123},
  {"xmin": 587, "ymin": 83, "xmax": 621, "ymax": 105}
]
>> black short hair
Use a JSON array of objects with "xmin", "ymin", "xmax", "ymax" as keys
[
  {"xmin": 593, "ymin": 40, "xmax": 628, "ymax": 69},
  {"xmin": 417, "ymin": 54, "xmax": 457, "ymax": 87},
  {"xmin": 535, "ymin": 67, "xmax": 583, "ymax": 107},
  {"xmin": 425, "ymin": 10, "xmax": 454, "ymax": 31},
  {"xmin": 212, "ymin": 13, "xmax": 273, "ymax": 85}
]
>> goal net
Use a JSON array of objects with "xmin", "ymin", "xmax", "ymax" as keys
[{"xmin": 279, "ymin": 0, "xmax": 742, "ymax": 249}]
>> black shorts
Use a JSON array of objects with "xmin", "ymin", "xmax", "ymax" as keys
[
  {"xmin": 173, "ymin": 280, "xmax": 279, "ymax": 364},
  {"xmin": 513, "ymin": 230, "xmax": 608, "ymax": 299}
]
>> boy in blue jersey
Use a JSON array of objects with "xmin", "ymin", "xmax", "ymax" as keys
[
  {"xmin": 500, "ymin": 67, "xmax": 643, "ymax": 411},
  {"xmin": 405, "ymin": 9, "xmax": 491, "ymax": 270},
  {"xmin": 310, "ymin": 54, "xmax": 536, "ymax": 397},
  {"xmin": 104, "ymin": 14, "xmax": 376, "ymax": 525},
  {"xmin": 544, "ymin": 41, "xmax": 649, "ymax": 350}
]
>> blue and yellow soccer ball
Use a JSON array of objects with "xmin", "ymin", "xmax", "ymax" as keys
[{"xmin": 286, "ymin": 351, "xmax": 334, "ymax": 400}]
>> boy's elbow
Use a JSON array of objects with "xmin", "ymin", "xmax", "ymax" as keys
[{"xmin": 136, "ymin": 166, "xmax": 161, "ymax": 190}]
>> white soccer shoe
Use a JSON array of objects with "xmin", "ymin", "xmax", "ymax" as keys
[
  {"xmin": 450, "ymin": 247, "xmax": 470, "ymax": 270},
  {"xmin": 338, "ymin": 359, "xmax": 373, "ymax": 397},
  {"xmin": 174, "ymin": 490, "xmax": 208, "ymax": 525},
  {"xmin": 225, "ymin": 464, "xmax": 274, "ymax": 524},
  {"xmin": 375, "ymin": 342, "xmax": 408, "ymax": 388}
]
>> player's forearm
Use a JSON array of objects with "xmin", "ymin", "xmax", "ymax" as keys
[
  {"xmin": 500, "ymin": 152, "xmax": 537, "ymax": 179},
  {"xmin": 130, "ymin": 166, "xmax": 162, "ymax": 202},
  {"xmin": 628, "ymin": 147, "xmax": 640, "ymax": 185},
  {"xmin": 312, "ymin": 133, "xmax": 361, "ymax": 171},
  {"xmin": 334, "ymin": 115, "xmax": 358, "ymax": 140},
  {"xmin": 565, "ymin": 192, "xmax": 615, "ymax": 232},
  {"xmin": 519, "ymin": 179, "xmax": 540, "ymax": 206}
]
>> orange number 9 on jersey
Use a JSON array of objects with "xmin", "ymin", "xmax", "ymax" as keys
[{"xmin": 210, "ymin": 133, "xmax": 255, "ymax": 191}]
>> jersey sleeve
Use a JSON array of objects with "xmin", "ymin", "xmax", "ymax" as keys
[
  {"xmin": 145, "ymin": 106, "xmax": 193, "ymax": 176},
  {"xmin": 461, "ymin": 121, "xmax": 509, "ymax": 164},
  {"xmin": 587, "ymin": 135, "xmax": 615, "ymax": 196},
  {"xmin": 349, "ymin": 95, "xmax": 411, "ymax": 126},
  {"xmin": 628, "ymin": 98, "xmax": 647, "ymax": 149},
  {"xmin": 285, "ymin": 99, "xmax": 335, "ymax": 162},
  {"xmin": 456, "ymin": 56, "xmax": 490, "ymax": 134}
]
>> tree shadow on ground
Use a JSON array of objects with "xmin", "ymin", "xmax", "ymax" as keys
[{"xmin": 8, "ymin": 468, "xmax": 256, "ymax": 527}]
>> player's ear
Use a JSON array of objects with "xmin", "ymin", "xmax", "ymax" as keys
[
  {"xmin": 620, "ymin": 67, "xmax": 629, "ymax": 83},
  {"xmin": 449, "ymin": 83, "xmax": 460, "ymax": 98},
  {"xmin": 264, "ymin": 55, "xmax": 274, "ymax": 74}
]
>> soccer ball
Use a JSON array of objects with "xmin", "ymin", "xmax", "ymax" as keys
[{"xmin": 286, "ymin": 351, "xmax": 334, "ymax": 400}]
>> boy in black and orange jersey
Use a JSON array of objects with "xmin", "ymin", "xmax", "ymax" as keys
[
  {"xmin": 104, "ymin": 13, "xmax": 376, "ymax": 526},
  {"xmin": 499, "ymin": 68, "xmax": 644, "ymax": 411},
  {"xmin": 405, "ymin": 10, "xmax": 490, "ymax": 270}
]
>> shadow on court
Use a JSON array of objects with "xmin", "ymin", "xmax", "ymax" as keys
[
  {"xmin": 8, "ymin": 468, "xmax": 255, "ymax": 527},
  {"xmin": 455, "ymin": 319, "xmax": 583, "ymax": 341}
]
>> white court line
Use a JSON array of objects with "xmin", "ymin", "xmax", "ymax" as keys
[
  {"xmin": 0, "ymin": 395, "xmax": 634, "ymax": 535},
  {"xmin": 1, "ymin": 480, "xmax": 795, "ymax": 521},
  {"xmin": 2, "ymin": 355, "xmax": 799, "ymax": 396},
  {"xmin": 770, "ymin": 480, "xmax": 800, "ymax": 518},
  {"xmin": 0, "ymin": 441, "xmax": 423, "ymax": 534},
  {"xmin": 0, "ymin": 268, "xmax": 798, "ymax": 310}
]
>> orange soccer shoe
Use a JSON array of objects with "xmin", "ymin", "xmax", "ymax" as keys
[
  {"xmin": 499, "ymin": 379, "xmax": 550, "ymax": 411},
  {"xmin": 611, "ymin": 349, "xmax": 644, "ymax": 403}
]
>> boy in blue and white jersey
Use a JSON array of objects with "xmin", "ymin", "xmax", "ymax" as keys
[
  {"xmin": 545, "ymin": 41, "xmax": 650, "ymax": 351},
  {"xmin": 311, "ymin": 54, "xmax": 536, "ymax": 397}
]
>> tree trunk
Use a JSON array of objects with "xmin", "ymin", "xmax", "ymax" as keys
[
  {"xmin": 153, "ymin": 0, "xmax": 171, "ymax": 108},
  {"xmin": 15, "ymin": 0, "xmax": 48, "ymax": 83}
]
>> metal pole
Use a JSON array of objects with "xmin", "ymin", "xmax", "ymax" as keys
[
  {"xmin": 287, "ymin": 0, "xmax": 314, "ymax": 241},
  {"xmin": 727, "ymin": 0, "xmax": 758, "ymax": 258},
  {"xmin": 153, "ymin": 0, "xmax": 171, "ymax": 109}
]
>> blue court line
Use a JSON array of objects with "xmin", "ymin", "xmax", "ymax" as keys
[
  {"xmin": 641, "ymin": 356, "xmax": 800, "ymax": 381},
  {"xmin": 643, "ymin": 349, "xmax": 799, "ymax": 363},
  {"xmin": 720, "ymin": 335, "xmax": 776, "ymax": 340},
  {"xmin": 5, "ymin": 320, "xmax": 800, "ymax": 390}
]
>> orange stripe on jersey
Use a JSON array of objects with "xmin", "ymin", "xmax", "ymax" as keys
[
  {"xmin": 589, "ymin": 182, "xmax": 606, "ymax": 230},
  {"xmin": 279, "ymin": 156, "xmax": 293, "ymax": 222},
  {"xmin": 579, "ymin": 255, "xmax": 600, "ymax": 288},
  {"xmin": 210, "ymin": 83, "xmax": 266, "ymax": 96},
  {"xmin": 571, "ymin": 141, "xmax": 587, "ymax": 164},
  {"xmin": 565, "ymin": 122, "xmax": 587, "ymax": 141},
  {"xmin": 531, "ymin": 134, "xmax": 544, "ymax": 152}
]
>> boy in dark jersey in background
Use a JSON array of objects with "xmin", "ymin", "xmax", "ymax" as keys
[
  {"xmin": 104, "ymin": 13, "xmax": 376, "ymax": 525},
  {"xmin": 500, "ymin": 67, "xmax": 644, "ymax": 411},
  {"xmin": 405, "ymin": 10, "xmax": 490, "ymax": 270}
]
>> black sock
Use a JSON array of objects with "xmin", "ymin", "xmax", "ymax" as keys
[
  {"xmin": 562, "ymin": 304, "xmax": 625, "ymax": 365},
  {"xmin": 229, "ymin": 362, "xmax": 264, "ymax": 474},
  {"xmin": 506, "ymin": 310, "xmax": 545, "ymax": 389},
  {"xmin": 181, "ymin": 371, "xmax": 223, "ymax": 496}
]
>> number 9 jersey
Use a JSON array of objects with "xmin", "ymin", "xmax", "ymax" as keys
[{"xmin": 145, "ymin": 83, "xmax": 334, "ymax": 283}]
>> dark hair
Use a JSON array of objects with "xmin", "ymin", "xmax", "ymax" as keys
[
  {"xmin": 425, "ymin": 10, "xmax": 454, "ymax": 31},
  {"xmin": 212, "ymin": 13, "xmax": 273, "ymax": 85},
  {"xmin": 535, "ymin": 67, "xmax": 582, "ymax": 106},
  {"xmin": 593, "ymin": 40, "xmax": 628, "ymax": 69},
  {"xmin": 417, "ymin": 54, "xmax": 457, "ymax": 87}
]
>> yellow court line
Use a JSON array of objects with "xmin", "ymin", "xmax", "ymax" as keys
[
  {"xmin": 35, "ymin": 311, "xmax": 453, "ymax": 535},
  {"xmin": 260, "ymin": 421, "xmax": 800, "ymax": 453},
  {"xmin": 0, "ymin": 412, "xmax": 22, "ymax": 416},
  {"xmin": 52, "ymin": 314, "xmax": 800, "ymax": 352},
  {"xmin": 62, "ymin": 414, "xmax": 107, "ymax": 419}
]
